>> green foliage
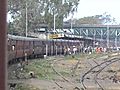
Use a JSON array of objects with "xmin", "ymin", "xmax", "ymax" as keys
[
  {"xmin": 24, "ymin": 60, "xmax": 57, "ymax": 80},
  {"xmin": 77, "ymin": 16, "xmax": 102, "ymax": 25},
  {"xmin": 7, "ymin": 0, "xmax": 80, "ymax": 35},
  {"xmin": 67, "ymin": 13, "xmax": 116, "ymax": 25}
]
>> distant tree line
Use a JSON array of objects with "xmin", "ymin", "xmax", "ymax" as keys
[{"xmin": 66, "ymin": 12, "xmax": 117, "ymax": 25}]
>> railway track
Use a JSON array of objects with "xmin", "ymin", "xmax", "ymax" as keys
[
  {"xmin": 50, "ymin": 54, "xmax": 108, "ymax": 89},
  {"xmin": 81, "ymin": 56, "xmax": 120, "ymax": 90},
  {"xmin": 8, "ymin": 53, "xmax": 120, "ymax": 89},
  {"xmin": 51, "ymin": 56, "xmax": 82, "ymax": 90}
]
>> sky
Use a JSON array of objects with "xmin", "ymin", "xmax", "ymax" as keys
[
  {"xmin": 8, "ymin": 0, "xmax": 120, "ymax": 24},
  {"xmin": 65, "ymin": 0, "xmax": 120, "ymax": 24}
]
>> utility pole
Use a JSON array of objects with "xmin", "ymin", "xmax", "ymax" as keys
[
  {"xmin": 100, "ymin": 29, "xmax": 103, "ymax": 47},
  {"xmin": 115, "ymin": 30, "xmax": 118, "ymax": 48},
  {"xmin": 93, "ymin": 29, "xmax": 96, "ymax": 48},
  {"xmin": 25, "ymin": 2, "xmax": 28, "ymax": 37},
  {"xmin": 71, "ymin": 16, "xmax": 73, "ymax": 31},
  {"xmin": 71, "ymin": 14, "xmax": 73, "ymax": 46},
  {"xmin": 54, "ymin": 13, "xmax": 57, "ymax": 55},
  {"xmin": 54, "ymin": 14, "xmax": 56, "ymax": 32},
  {"xmin": 107, "ymin": 25, "xmax": 109, "ymax": 49},
  {"xmin": 45, "ymin": 29, "xmax": 48, "ymax": 57}
]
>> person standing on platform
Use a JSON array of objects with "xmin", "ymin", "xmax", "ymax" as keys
[
  {"xmin": 67, "ymin": 47, "xmax": 71, "ymax": 55},
  {"xmin": 73, "ymin": 46, "xmax": 77, "ymax": 55}
]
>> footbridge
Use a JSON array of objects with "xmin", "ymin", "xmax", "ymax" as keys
[{"xmin": 32, "ymin": 24, "xmax": 120, "ymax": 48}]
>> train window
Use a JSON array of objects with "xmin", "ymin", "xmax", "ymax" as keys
[
  {"xmin": 12, "ymin": 45, "xmax": 15, "ymax": 51},
  {"xmin": 7, "ymin": 38, "xmax": 9, "ymax": 41}
]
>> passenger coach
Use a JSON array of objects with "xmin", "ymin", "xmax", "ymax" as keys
[{"xmin": 8, "ymin": 34, "xmax": 83, "ymax": 64}]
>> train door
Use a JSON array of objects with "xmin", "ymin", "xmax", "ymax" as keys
[
  {"xmin": 8, "ymin": 38, "xmax": 16, "ymax": 63},
  {"xmin": 57, "ymin": 41, "xmax": 61, "ymax": 55},
  {"xmin": 33, "ymin": 40, "xmax": 43, "ymax": 58},
  {"xmin": 16, "ymin": 40, "xmax": 24, "ymax": 60},
  {"xmin": 23, "ymin": 40, "xmax": 29, "ymax": 58},
  {"xmin": 55, "ymin": 40, "xmax": 59, "ymax": 55},
  {"xmin": 61, "ymin": 40, "xmax": 64, "ymax": 54},
  {"xmin": 50, "ymin": 40, "xmax": 54, "ymax": 56},
  {"xmin": 42, "ymin": 40, "xmax": 46, "ymax": 56},
  {"xmin": 52, "ymin": 40, "xmax": 55, "ymax": 55},
  {"xmin": 29, "ymin": 40, "xmax": 34, "ymax": 58},
  {"xmin": 38, "ymin": 40, "xmax": 44, "ymax": 57},
  {"xmin": 33, "ymin": 41, "xmax": 37, "ymax": 57}
]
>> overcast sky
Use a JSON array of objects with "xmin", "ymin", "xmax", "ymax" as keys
[
  {"xmin": 8, "ymin": 0, "xmax": 120, "ymax": 24},
  {"xmin": 65, "ymin": 0, "xmax": 120, "ymax": 24}
]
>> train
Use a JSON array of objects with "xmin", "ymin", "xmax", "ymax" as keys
[{"xmin": 8, "ymin": 34, "xmax": 84, "ymax": 64}]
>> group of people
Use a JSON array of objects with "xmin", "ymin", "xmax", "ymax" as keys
[
  {"xmin": 83, "ymin": 46, "xmax": 107, "ymax": 54},
  {"xmin": 64, "ymin": 46, "xmax": 106, "ymax": 56},
  {"xmin": 64, "ymin": 46, "xmax": 78, "ymax": 55}
]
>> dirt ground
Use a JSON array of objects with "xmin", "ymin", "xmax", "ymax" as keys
[
  {"xmin": 8, "ymin": 55, "xmax": 85, "ymax": 90},
  {"xmin": 25, "ymin": 58, "xmax": 83, "ymax": 90},
  {"xmin": 8, "ymin": 53, "xmax": 120, "ymax": 90}
]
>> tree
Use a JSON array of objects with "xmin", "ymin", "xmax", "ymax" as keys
[
  {"xmin": 66, "ymin": 13, "xmax": 117, "ymax": 25},
  {"xmin": 8, "ymin": 0, "xmax": 46, "ymax": 35},
  {"xmin": 7, "ymin": 0, "xmax": 80, "ymax": 35},
  {"xmin": 77, "ymin": 16, "xmax": 102, "ymax": 25}
]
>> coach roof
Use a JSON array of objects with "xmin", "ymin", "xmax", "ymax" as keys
[{"xmin": 8, "ymin": 34, "xmax": 40, "ymax": 41}]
